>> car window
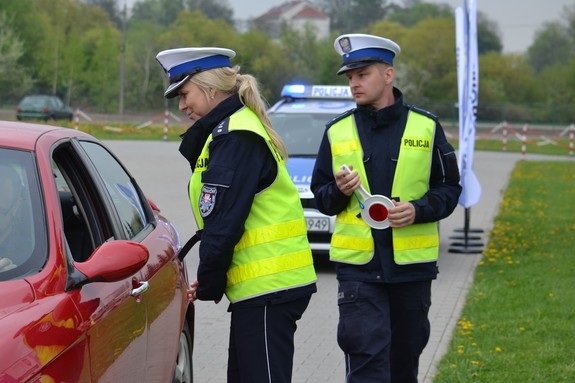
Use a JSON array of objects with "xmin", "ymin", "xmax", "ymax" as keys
[
  {"xmin": 79, "ymin": 142, "xmax": 149, "ymax": 239},
  {"xmin": 53, "ymin": 97, "xmax": 64, "ymax": 109},
  {"xmin": 0, "ymin": 148, "xmax": 48, "ymax": 281},
  {"xmin": 21, "ymin": 96, "xmax": 42, "ymax": 107},
  {"xmin": 269, "ymin": 113, "xmax": 335, "ymax": 156},
  {"xmin": 53, "ymin": 143, "xmax": 111, "ymax": 262}
]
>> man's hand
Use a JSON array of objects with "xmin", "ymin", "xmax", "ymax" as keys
[
  {"xmin": 336, "ymin": 165, "xmax": 360, "ymax": 196},
  {"xmin": 388, "ymin": 201, "xmax": 416, "ymax": 228}
]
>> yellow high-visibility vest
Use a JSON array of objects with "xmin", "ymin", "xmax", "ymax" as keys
[
  {"xmin": 190, "ymin": 107, "xmax": 316, "ymax": 302},
  {"xmin": 328, "ymin": 110, "xmax": 439, "ymax": 265}
]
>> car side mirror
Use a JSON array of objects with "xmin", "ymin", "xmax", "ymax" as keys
[{"xmin": 73, "ymin": 240, "xmax": 149, "ymax": 283}]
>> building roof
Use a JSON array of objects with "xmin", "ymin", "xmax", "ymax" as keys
[{"xmin": 257, "ymin": 1, "xmax": 329, "ymax": 21}]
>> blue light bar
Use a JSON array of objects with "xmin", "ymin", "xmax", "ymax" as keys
[{"xmin": 281, "ymin": 85, "xmax": 352, "ymax": 99}]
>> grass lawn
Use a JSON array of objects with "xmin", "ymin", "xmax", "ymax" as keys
[{"xmin": 433, "ymin": 161, "xmax": 575, "ymax": 382}]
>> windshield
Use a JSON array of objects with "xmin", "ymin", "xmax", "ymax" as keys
[{"xmin": 270, "ymin": 113, "xmax": 338, "ymax": 157}]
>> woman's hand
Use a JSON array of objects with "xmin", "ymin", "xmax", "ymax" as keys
[
  {"xmin": 187, "ymin": 280, "xmax": 199, "ymax": 302},
  {"xmin": 187, "ymin": 279, "xmax": 221, "ymax": 304}
]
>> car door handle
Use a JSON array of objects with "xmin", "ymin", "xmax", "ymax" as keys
[{"xmin": 131, "ymin": 281, "xmax": 149, "ymax": 296}]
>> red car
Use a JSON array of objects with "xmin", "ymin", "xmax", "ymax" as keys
[{"xmin": 0, "ymin": 121, "xmax": 194, "ymax": 382}]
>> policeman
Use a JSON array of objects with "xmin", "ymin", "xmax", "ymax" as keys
[
  {"xmin": 311, "ymin": 34, "xmax": 462, "ymax": 383},
  {"xmin": 156, "ymin": 47, "xmax": 317, "ymax": 383}
]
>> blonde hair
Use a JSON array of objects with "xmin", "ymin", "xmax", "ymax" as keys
[{"xmin": 188, "ymin": 66, "xmax": 288, "ymax": 160}]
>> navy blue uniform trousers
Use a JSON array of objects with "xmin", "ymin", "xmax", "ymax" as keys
[
  {"xmin": 337, "ymin": 280, "xmax": 431, "ymax": 383},
  {"xmin": 227, "ymin": 294, "xmax": 312, "ymax": 383}
]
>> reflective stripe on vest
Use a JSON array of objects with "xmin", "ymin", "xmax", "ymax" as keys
[
  {"xmin": 328, "ymin": 110, "xmax": 439, "ymax": 265},
  {"xmin": 189, "ymin": 107, "xmax": 316, "ymax": 302},
  {"xmin": 328, "ymin": 116, "xmax": 374, "ymax": 264}
]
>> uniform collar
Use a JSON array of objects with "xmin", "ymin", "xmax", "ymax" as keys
[
  {"xmin": 197, "ymin": 93, "xmax": 244, "ymax": 131},
  {"xmin": 357, "ymin": 87, "xmax": 403, "ymax": 127}
]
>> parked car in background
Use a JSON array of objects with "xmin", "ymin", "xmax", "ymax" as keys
[
  {"xmin": 16, "ymin": 94, "xmax": 74, "ymax": 121},
  {"xmin": 268, "ymin": 84, "xmax": 355, "ymax": 254},
  {"xmin": 0, "ymin": 121, "xmax": 193, "ymax": 383}
]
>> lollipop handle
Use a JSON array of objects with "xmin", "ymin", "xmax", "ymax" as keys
[{"xmin": 340, "ymin": 164, "xmax": 372, "ymax": 201}]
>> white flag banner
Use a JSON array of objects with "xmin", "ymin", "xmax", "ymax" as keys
[{"xmin": 455, "ymin": 0, "xmax": 481, "ymax": 208}]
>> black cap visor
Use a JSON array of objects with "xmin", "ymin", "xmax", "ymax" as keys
[
  {"xmin": 164, "ymin": 74, "xmax": 191, "ymax": 99},
  {"xmin": 336, "ymin": 58, "xmax": 391, "ymax": 75}
]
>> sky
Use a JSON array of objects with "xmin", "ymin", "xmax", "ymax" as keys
[{"xmin": 227, "ymin": 0, "xmax": 575, "ymax": 53}]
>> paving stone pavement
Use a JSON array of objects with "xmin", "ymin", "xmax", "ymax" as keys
[{"xmin": 106, "ymin": 140, "xmax": 573, "ymax": 382}]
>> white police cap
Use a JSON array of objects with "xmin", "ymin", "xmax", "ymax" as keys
[
  {"xmin": 334, "ymin": 34, "xmax": 401, "ymax": 75},
  {"xmin": 156, "ymin": 47, "xmax": 236, "ymax": 98}
]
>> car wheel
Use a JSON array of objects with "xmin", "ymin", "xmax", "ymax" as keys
[{"xmin": 173, "ymin": 320, "xmax": 193, "ymax": 383}]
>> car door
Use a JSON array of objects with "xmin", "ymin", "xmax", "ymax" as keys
[
  {"xmin": 77, "ymin": 140, "xmax": 186, "ymax": 381},
  {"xmin": 52, "ymin": 140, "xmax": 149, "ymax": 382}
]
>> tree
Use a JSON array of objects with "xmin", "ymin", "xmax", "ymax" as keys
[
  {"xmin": 32, "ymin": 0, "xmax": 116, "ymax": 109},
  {"xmin": 124, "ymin": 20, "xmax": 166, "ymax": 110},
  {"xmin": 82, "ymin": 25, "xmax": 122, "ymax": 111},
  {"xmin": 481, "ymin": 53, "xmax": 539, "ymax": 103},
  {"xmin": 0, "ymin": 0, "xmax": 47, "ymax": 90},
  {"xmin": 528, "ymin": 21, "xmax": 572, "ymax": 73},
  {"xmin": 185, "ymin": 0, "xmax": 234, "ymax": 25},
  {"xmin": 235, "ymin": 30, "xmax": 295, "ymax": 102},
  {"xmin": 388, "ymin": 1, "xmax": 452, "ymax": 27},
  {"xmin": 317, "ymin": 0, "xmax": 392, "ymax": 34},
  {"xmin": 385, "ymin": 17, "xmax": 457, "ymax": 102},
  {"xmin": 131, "ymin": 0, "xmax": 185, "ymax": 26},
  {"xmin": 539, "ymin": 59, "xmax": 575, "ymax": 106},
  {"xmin": 86, "ymin": 0, "xmax": 122, "ymax": 28},
  {"xmin": 0, "ymin": 11, "xmax": 34, "ymax": 101},
  {"xmin": 279, "ymin": 24, "xmax": 326, "ymax": 85},
  {"xmin": 389, "ymin": 3, "xmax": 501, "ymax": 55},
  {"xmin": 477, "ymin": 12, "xmax": 502, "ymax": 54},
  {"xmin": 559, "ymin": 3, "xmax": 575, "ymax": 44}
]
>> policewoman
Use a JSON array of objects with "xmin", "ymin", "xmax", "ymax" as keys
[
  {"xmin": 156, "ymin": 47, "xmax": 317, "ymax": 383},
  {"xmin": 311, "ymin": 34, "xmax": 461, "ymax": 383}
]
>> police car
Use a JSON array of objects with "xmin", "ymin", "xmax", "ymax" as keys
[{"xmin": 268, "ymin": 84, "xmax": 356, "ymax": 254}]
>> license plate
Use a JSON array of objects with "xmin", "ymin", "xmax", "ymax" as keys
[{"xmin": 306, "ymin": 217, "xmax": 330, "ymax": 232}]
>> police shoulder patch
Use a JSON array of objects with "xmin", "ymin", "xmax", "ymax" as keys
[
  {"xmin": 408, "ymin": 104, "xmax": 438, "ymax": 121},
  {"xmin": 199, "ymin": 185, "xmax": 217, "ymax": 217},
  {"xmin": 327, "ymin": 108, "xmax": 356, "ymax": 128},
  {"xmin": 212, "ymin": 119, "xmax": 230, "ymax": 138}
]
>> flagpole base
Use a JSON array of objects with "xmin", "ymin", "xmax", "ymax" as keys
[{"xmin": 448, "ymin": 246, "xmax": 484, "ymax": 254}]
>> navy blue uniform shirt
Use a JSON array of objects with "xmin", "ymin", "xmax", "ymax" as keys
[
  {"xmin": 311, "ymin": 88, "xmax": 461, "ymax": 283},
  {"xmin": 179, "ymin": 95, "xmax": 316, "ymax": 305}
]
